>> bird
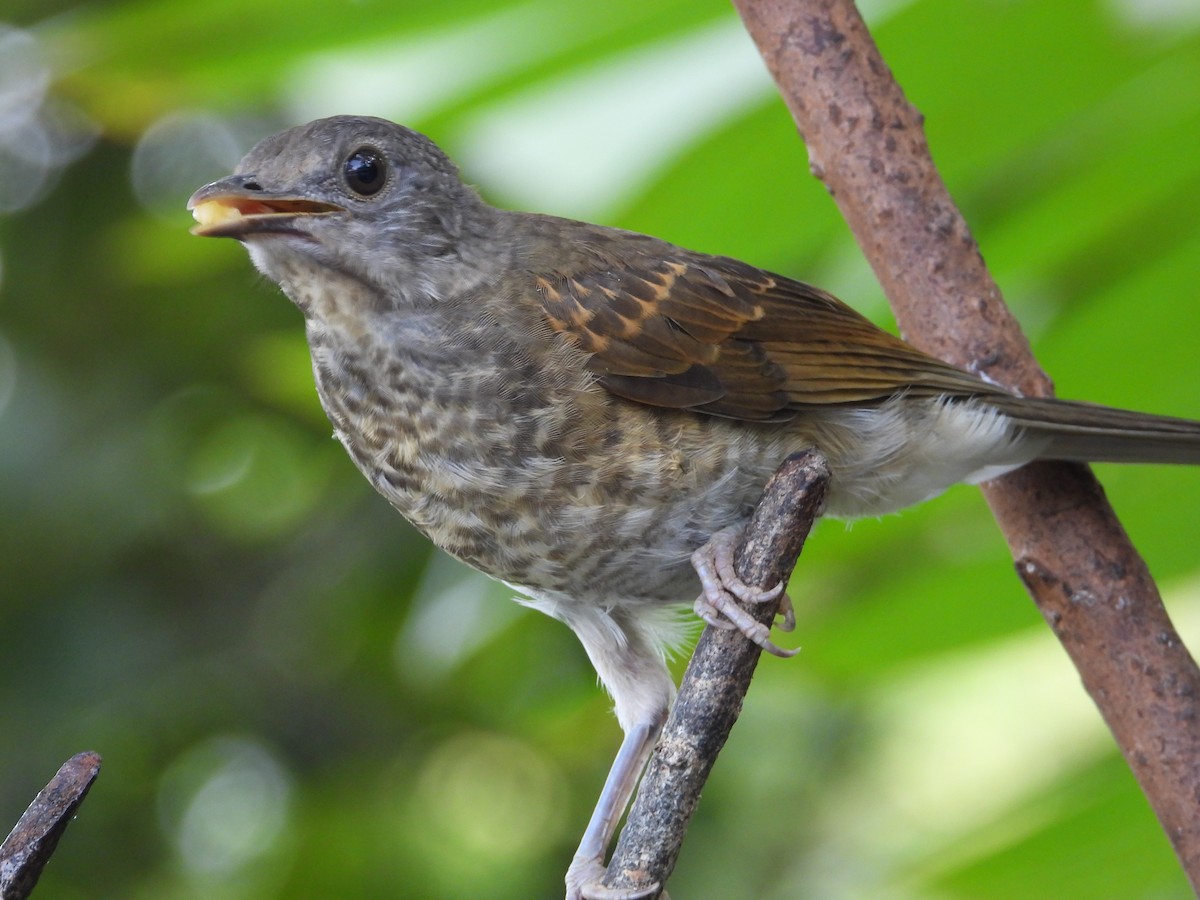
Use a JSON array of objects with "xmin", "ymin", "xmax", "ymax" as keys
[{"xmin": 189, "ymin": 115, "xmax": 1200, "ymax": 900}]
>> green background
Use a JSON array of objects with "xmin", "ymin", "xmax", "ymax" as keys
[{"xmin": 2, "ymin": 0, "xmax": 1200, "ymax": 897}]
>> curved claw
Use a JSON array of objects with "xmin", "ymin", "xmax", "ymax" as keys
[
  {"xmin": 692, "ymin": 574, "xmax": 800, "ymax": 659},
  {"xmin": 776, "ymin": 593, "xmax": 797, "ymax": 633}
]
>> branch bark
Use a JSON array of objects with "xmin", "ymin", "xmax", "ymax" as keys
[
  {"xmin": 731, "ymin": 0, "xmax": 1200, "ymax": 890},
  {"xmin": 1, "ymin": 752, "xmax": 101, "ymax": 900},
  {"xmin": 602, "ymin": 451, "xmax": 830, "ymax": 896}
]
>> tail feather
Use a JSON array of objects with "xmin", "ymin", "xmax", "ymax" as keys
[{"xmin": 992, "ymin": 397, "xmax": 1200, "ymax": 465}]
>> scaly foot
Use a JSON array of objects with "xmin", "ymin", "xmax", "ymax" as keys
[{"xmin": 690, "ymin": 526, "xmax": 799, "ymax": 658}]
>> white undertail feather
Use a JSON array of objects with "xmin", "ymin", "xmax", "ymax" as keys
[{"xmin": 812, "ymin": 396, "xmax": 1045, "ymax": 519}]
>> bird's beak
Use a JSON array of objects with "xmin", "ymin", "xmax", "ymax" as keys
[{"xmin": 187, "ymin": 178, "xmax": 344, "ymax": 239}]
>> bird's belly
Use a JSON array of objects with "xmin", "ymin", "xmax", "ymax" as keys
[
  {"xmin": 395, "ymin": 424, "xmax": 789, "ymax": 603},
  {"xmin": 322, "ymin": 380, "xmax": 792, "ymax": 602}
]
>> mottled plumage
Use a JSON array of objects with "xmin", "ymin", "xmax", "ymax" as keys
[{"xmin": 189, "ymin": 116, "xmax": 1200, "ymax": 900}]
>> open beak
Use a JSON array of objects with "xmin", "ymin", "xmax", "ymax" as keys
[{"xmin": 188, "ymin": 180, "xmax": 344, "ymax": 239}]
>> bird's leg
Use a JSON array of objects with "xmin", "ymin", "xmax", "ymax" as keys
[
  {"xmin": 562, "ymin": 607, "xmax": 676, "ymax": 899},
  {"xmin": 566, "ymin": 715, "xmax": 665, "ymax": 900},
  {"xmin": 691, "ymin": 526, "xmax": 799, "ymax": 657}
]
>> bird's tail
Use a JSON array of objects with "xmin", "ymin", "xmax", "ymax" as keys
[{"xmin": 993, "ymin": 396, "xmax": 1200, "ymax": 465}]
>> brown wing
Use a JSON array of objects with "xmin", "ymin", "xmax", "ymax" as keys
[{"xmin": 525, "ymin": 222, "xmax": 1005, "ymax": 422}]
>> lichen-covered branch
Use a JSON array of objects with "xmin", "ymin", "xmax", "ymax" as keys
[
  {"xmin": 602, "ymin": 451, "xmax": 830, "ymax": 896},
  {"xmin": 1, "ymin": 752, "xmax": 102, "ymax": 900}
]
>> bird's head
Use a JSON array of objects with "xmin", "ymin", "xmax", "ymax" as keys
[{"xmin": 188, "ymin": 116, "xmax": 490, "ymax": 306}]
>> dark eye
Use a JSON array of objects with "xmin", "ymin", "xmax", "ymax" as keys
[{"xmin": 343, "ymin": 147, "xmax": 387, "ymax": 196}]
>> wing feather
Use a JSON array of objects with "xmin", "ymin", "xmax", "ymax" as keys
[{"xmin": 521, "ymin": 217, "xmax": 1007, "ymax": 420}]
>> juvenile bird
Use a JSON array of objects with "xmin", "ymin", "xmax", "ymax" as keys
[{"xmin": 189, "ymin": 115, "xmax": 1200, "ymax": 899}]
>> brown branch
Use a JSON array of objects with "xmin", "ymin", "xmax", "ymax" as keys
[
  {"xmin": 602, "ymin": 451, "xmax": 830, "ymax": 896},
  {"xmin": 1, "ymin": 752, "xmax": 102, "ymax": 900},
  {"xmin": 732, "ymin": 0, "xmax": 1200, "ymax": 889}
]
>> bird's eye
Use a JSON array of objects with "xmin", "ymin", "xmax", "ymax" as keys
[{"xmin": 343, "ymin": 147, "xmax": 387, "ymax": 197}]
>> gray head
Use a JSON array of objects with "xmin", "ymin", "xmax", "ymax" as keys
[{"xmin": 189, "ymin": 116, "xmax": 492, "ymax": 306}]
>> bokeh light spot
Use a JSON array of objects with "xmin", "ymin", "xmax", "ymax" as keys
[
  {"xmin": 132, "ymin": 110, "xmax": 243, "ymax": 219},
  {"xmin": 415, "ymin": 730, "xmax": 567, "ymax": 860},
  {"xmin": 157, "ymin": 735, "xmax": 293, "ymax": 877},
  {"xmin": 0, "ymin": 25, "xmax": 49, "ymax": 126},
  {"xmin": 0, "ymin": 330, "xmax": 15, "ymax": 420},
  {"xmin": 185, "ymin": 412, "xmax": 328, "ymax": 539},
  {"xmin": 0, "ymin": 24, "xmax": 97, "ymax": 213}
]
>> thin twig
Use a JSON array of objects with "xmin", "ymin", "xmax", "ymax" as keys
[
  {"xmin": 602, "ymin": 451, "xmax": 830, "ymax": 896},
  {"xmin": 0, "ymin": 752, "xmax": 102, "ymax": 900},
  {"xmin": 732, "ymin": 0, "xmax": 1200, "ymax": 889}
]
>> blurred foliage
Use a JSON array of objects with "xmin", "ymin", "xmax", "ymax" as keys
[{"xmin": 1, "ymin": 0, "xmax": 1199, "ymax": 897}]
